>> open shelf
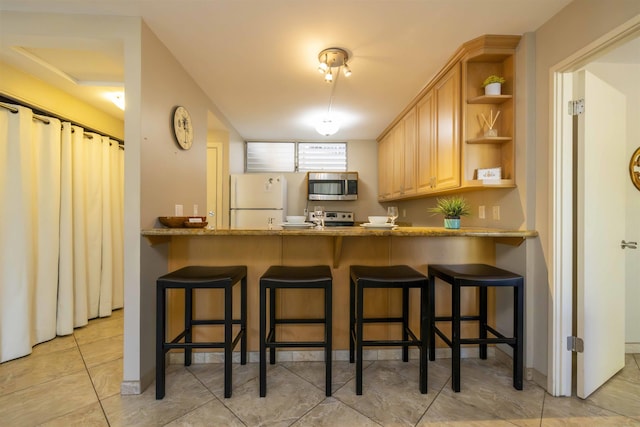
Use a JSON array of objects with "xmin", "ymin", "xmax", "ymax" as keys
[
  {"xmin": 464, "ymin": 179, "xmax": 515, "ymax": 188},
  {"xmin": 467, "ymin": 95, "xmax": 512, "ymax": 104},
  {"xmin": 467, "ymin": 136, "xmax": 512, "ymax": 144}
]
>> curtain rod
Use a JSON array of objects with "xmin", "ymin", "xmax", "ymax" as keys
[{"xmin": 0, "ymin": 95, "xmax": 125, "ymax": 146}]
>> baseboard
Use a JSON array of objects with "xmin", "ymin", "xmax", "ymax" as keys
[
  {"xmin": 168, "ymin": 347, "xmax": 496, "ymax": 364},
  {"xmin": 120, "ymin": 368, "xmax": 155, "ymax": 395},
  {"xmin": 625, "ymin": 343, "xmax": 640, "ymax": 353}
]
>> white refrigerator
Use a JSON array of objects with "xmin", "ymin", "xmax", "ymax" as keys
[{"xmin": 230, "ymin": 173, "xmax": 287, "ymax": 229}]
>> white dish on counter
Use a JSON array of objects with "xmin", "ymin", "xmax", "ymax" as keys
[
  {"xmin": 280, "ymin": 222, "xmax": 315, "ymax": 229},
  {"xmin": 360, "ymin": 223, "xmax": 398, "ymax": 229}
]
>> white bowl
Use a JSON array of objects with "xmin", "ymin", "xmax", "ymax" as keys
[
  {"xmin": 368, "ymin": 216, "xmax": 389, "ymax": 225},
  {"xmin": 286, "ymin": 215, "xmax": 307, "ymax": 224}
]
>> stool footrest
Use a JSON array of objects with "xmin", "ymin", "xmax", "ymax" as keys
[
  {"xmin": 191, "ymin": 319, "xmax": 243, "ymax": 326},
  {"xmin": 265, "ymin": 340, "xmax": 328, "ymax": 348},
  {"xmin": 274, "ymin": 318, "xmax": 326, "ymax": 325},
  {"xmin": 434, "ymin": 315, "xmax": 481, "ymax": 322},
  {"xmin": 359, "ymin": 317, "xmax": 405, "ymax": 324}
]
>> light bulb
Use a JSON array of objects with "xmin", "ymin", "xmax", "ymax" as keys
[
  {"xmin": 324, "ymin": 70, "xmax": 333, "ymax": 82},
  {"xmin": 318, "ymin": 62, "xmax": 328, "ymax": 73},
  {"xmin": 343, "ymin": 64, "xmax": 352, "ymax": 77}
]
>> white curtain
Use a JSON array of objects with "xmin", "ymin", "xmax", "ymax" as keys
[{"xmin": 0, "ymin": 104, "xmax": 124, "ymax": 362}]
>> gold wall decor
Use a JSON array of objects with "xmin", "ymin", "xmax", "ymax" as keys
[{"xmin": 631, "ymin": 146, "xmax": 640, "ymax": 192}]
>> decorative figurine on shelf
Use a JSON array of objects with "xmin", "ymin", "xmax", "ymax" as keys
[
  {"xmin": 480, "ymin": 109, "xmax": 500, "ymax": 137},
  {"xmin": 427, "ymin": 196, "xmax": 471, "ymax": 230},
  {"xmin": 482, "ymin": 75, "xmax": 505, "ymax": 95}
]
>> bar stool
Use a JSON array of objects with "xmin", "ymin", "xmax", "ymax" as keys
[
  {"xmin": 156, "ymin": 265, "xmax": 247, "ymax": 399},
  {"xmin": 260, "ymin": 265, "xmax": 332, "ymax": 397},
  {"xmin": 349, "ymin": 265, "xmax": 429, "ymax": 395},
  {"xmin": 427, "ymin": 263, "xmax": 523, "ymax": 392}
]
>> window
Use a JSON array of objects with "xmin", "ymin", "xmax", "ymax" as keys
[
  {"xmin": 246, "ymin": 142, "xmax": 347, "ymax": 172},
  {"xmin": 298, "ymin": 143, "xmax": 347, "ymax": 172},
  {"xmin": 246, "ymin": 142, "xmax": 295, "ymax": 172}
]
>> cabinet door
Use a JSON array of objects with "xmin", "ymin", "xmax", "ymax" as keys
[
  {"xmin": 417, "ymin": 90, "xmax": 434, "ymax": 193},
  {"xmin": 401, "ymin": 108, "xmax": 417, "ymax": 196},
  {"xmin": 390, "ymin": 123, "xmax": 403, "ymax": 199},
  {"xmin": 377, "ymin": 133, "xmax": 392, "ymax": 200},
  {"xmin": 433, "ymin": 64, "xmax": 460, "ymax": 190}
]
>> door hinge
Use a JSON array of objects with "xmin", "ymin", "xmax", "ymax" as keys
[
  {"xmin": 567, "ymin": 336, "xmax": 584, "ymax": 353},
  {"xmin": 568, "ymin": 99, "xmax": 585, "ymax": 116}
]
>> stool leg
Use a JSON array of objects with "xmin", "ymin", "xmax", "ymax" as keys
[
  {"xmin": 479, "ymin": 286, "xmax": 488, "ymax": 360},
  {"xmin": 185, "ymin": 287, "xmax": 193, "ymax": 366},
  {"xmin": 428, "ymin": 274, "xmax": 436, "ymax": 361},
  {"xmin": 452, "ymin": 280, "xmax": 461, "ymax": 392},
  {"xmin": 325, "ymin": 283, "xmax": 332, "ymax": 397},
  {"xmin": 269, "ymin": 287, "xmax": 276, "ymax": 365},
  {"xmin": 156, "ymin": 284, "xmax": 166, "ymax": 400},
  {"xmin": 260, "ymin": 282, "xmax": 267, "ymax": 397},
  {"xmin": 420, "ymin": 284, "xmax": 428, "ymax": 394},
  {"xmin": 402, "ymin": 287, "xmax": 409, "ymax": 362},
  {"xmin": 349, "ymin": 277, "xmax": 355, "ymax": 363},
  {"xmin": 241, "ymin": 276, "xmax": 247, "ymax": 365},
  {"xmin": 224, "ymin": 282, "xmax": 233, "ymax": 398},
  {"xmin": 514, "ymin": 282, "xmax": 524, "ymax": 390},
  {"xmin": 356, "ymin": 281, "xmax": 364, "ymax": 395}
]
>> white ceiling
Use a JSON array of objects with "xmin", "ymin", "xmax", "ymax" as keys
[{"xmin": 0, "ymin": 0, "xmax": 575, "ymax": 141}]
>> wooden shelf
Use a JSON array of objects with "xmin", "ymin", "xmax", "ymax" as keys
[
  {"xmin": 465, "ymin": 179, "xmax": 515, "ymax": 188},
  {"xmin": 467, "ymin": 95, "xmax": 512, "ymax": 104},
  {"xmin": 466, "ymin": 136, "xmax": 512, "ymax": 144}
]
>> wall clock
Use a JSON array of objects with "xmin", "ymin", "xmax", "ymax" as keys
[{"xmin": 172, "ymin": 106, "xmax": 193, "ymax": 150}]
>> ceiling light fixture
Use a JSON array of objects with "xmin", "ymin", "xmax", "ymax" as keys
[
  {"xmin": 315, "ymin": 47, "xmax": 351, "ymax": 136},
  {"xmin": 317, "ymin": 47, "xmax": 351, "ymax": 83}
]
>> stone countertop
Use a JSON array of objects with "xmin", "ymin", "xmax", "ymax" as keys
[{"xmin": 141, "ymin": 226, "xmax": 537, "ymax": 238}]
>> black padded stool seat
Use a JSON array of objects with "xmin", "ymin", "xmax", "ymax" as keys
[
  {"xmin": 349, "ymin": 265, "xmax": 429, "ymax": 395},
  {"xmin": 260, "ymin": 265, "xmax": 333, "ymax": 397},
  {"xmin": 156, "ymin": 265, "xmax": 247, "ymax": 399},
  {"xmin": 427, "ymin": 263, "xmax": 523, "ymax": 392}
]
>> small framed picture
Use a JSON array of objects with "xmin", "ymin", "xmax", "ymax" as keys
[{"xmin": 476, "ymin": 166, "xmax": 502, "ymax": 180}]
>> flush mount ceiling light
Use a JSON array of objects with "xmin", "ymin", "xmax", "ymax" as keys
[
  {"xmin": 315, "ymin": 47, "xmax": 352, "ymax": 136},
  {"xmin": 317, "ymin": 47, "xmax": 352, "ymax": 83}
]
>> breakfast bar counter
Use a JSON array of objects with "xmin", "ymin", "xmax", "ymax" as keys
[{"xmin": 143, "ymin": 226, "xmax": 538, "ymax": 355}]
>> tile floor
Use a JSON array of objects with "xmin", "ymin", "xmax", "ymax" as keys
[{"xmin": 1, "ymin": 309, "xmax": 640, "ymax": 426}]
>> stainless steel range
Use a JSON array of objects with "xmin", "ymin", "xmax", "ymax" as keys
[{"xmin": 307, "ymin": 211, "xmax": 354, "ymax": 226}]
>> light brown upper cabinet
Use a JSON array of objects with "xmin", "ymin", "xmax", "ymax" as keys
[
  {"xmin": 416, "ymin": 64, "xmax": 460, "ymax": 195},
  {"xmin": 378, "ymin": 106, "xmax": 417, "ymax": 200},
  {"xmin": 378, "ymin": 34, "xmax": 520, "ymax": 201}
]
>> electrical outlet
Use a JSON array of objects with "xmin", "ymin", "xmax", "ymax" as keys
[
  {"xmin": 492, "ymin": 206, "xmax": 500, "ymax": 220},
  {"xmin": 479, "ymin": 205, "xmax": 486, "ymax": 219}
]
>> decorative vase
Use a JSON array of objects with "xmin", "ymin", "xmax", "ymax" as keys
[
  {"xmin": 444, "ymin": 218, "xmax": 460, "ymax": 229},
  {"xmin": 484, "ymin": 82, "xmax": 501, "ymax": 96},
  {"xmin": 484, "ymin": 128, "xmax": 498, "ymax": 137}
]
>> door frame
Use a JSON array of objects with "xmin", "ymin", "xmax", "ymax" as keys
[{"xmin": 549, "ymin": 16, "xmax": 640, "ymax": 397}]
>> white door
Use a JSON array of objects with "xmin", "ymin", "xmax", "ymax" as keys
[{"xmin": 575, "ymin": 69, "xmax": 626, "ymax": 398}]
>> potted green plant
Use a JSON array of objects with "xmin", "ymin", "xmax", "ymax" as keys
[
  {"xmin": 482, "ymin": 75, "xmax": 505, "ymax": 96},
  {"xmin": 428, "ymin": 196, "xmax": 471, "ymax": 229}
]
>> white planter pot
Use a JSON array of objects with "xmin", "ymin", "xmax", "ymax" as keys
[{"xmin": 484, "ymin": 82, "xmax": 502, "ymax": 96}]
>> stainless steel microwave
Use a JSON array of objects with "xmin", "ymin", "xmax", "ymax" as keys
[{"xmin": 307, "ymin": 172, "xmax": 358, "ymax": 201}]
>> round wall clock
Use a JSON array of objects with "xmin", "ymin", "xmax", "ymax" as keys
[{"xmin": 172, "ymin": 106, "xmax": 193, "ymax": 150}]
